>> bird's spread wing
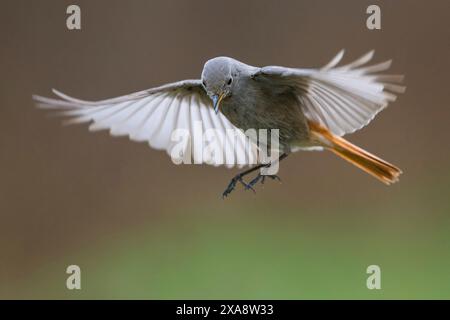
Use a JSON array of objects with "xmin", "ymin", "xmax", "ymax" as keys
[
  {"xmin": 255, "ymin": 50, "xmax": 406, "ymax": 136},
  {"xmin": 33, "ymin": 80, "xmax": 257, "ymax": 168}
]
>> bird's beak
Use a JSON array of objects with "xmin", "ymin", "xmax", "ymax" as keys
[{"xmin": 212, "ymin": 93, "xmax": 225, "ymax": 114}]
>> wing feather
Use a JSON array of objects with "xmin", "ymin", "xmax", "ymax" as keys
[
  {"xmin": 33, "ymin": 80, "xmax": 257, "ymax": 167},
  {"xmin": 258, "ymin": 50, "xmax": 405, "ymax": 136}
]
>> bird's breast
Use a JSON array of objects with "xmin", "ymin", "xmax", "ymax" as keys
[{"xmin": 220, "ymin": 83, "xmax": 310, "ymax": 149}]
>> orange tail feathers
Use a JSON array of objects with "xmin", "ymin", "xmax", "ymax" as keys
[{"xmin": 308, "ymin": 121, "xmax": 402, "ymax": 185}]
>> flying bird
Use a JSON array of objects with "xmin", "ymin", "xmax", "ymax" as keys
[{"xmin": 33, "ymin": 50, "xmax": 405, "ymax": 197}]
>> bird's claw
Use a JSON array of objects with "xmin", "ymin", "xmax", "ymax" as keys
[
  {"xmin": 222, "ymin": 174, "xmax": 281, "ymax": 198},
  {"xmin": 244, "ymin": 183, "xmax": 256, "ymax": 193},
  {"xmin": 249, "ymin": 174, "xmax": 281, "ymax": 188},
  {"xmin": 222, "ymin": 175, "xmax": 254, "ymax": 198}
]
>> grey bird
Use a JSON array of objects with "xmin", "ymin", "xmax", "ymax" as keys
[{"xmin": 33, "ymin": 50, "xmax": 405, "ymax": 197}]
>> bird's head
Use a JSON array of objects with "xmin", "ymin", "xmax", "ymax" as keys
[{"xmin": 201, "ymin": 57, "xmax": 236, "ymax": 114}]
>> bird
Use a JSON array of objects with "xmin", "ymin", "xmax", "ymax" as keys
[{"xmin": 33, "ymin": 50, "xmax": 405, "ymax": 198}]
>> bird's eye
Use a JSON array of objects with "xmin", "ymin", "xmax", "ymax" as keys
[{"xmin": 227, "ymin": 78, "xmax": 233, "ymax": 85}]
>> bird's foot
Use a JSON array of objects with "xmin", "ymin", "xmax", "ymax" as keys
[
  {"xmin": 248, "ymin": 174, "xmax": 281, "ymax": 189},
  {"xmin": 222, "ymin": 175, "xmax": 254, "ymax": 198}
]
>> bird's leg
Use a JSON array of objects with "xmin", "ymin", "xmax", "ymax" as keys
[
  {"xmin": 246, "ymin": 153, "xmax": 287, "ymax": 189},
  {"xmin": 222, "ymin": 167, "xmax": 260, "ymax": 198},
  {"xmin": 222, "ymin": 153, "xmax": 288, "ymax": 198},
  {"xmin": 247, "ymin": 173, "xmax": 281, "ymax": 188}
]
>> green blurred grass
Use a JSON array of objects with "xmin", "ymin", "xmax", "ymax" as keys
[{"xmin": 9, "ymin": 175, "xmax": 450, "ymax": 299}]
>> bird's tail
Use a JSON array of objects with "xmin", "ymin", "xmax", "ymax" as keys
[{"xmin": 308, "ymin": 121, "xmax": 402, "ymax": 185}]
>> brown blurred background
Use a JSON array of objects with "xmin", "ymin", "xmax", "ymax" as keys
[{"xmin": 1, "ymin": 0, "xmax": 449, "ymax": 299}]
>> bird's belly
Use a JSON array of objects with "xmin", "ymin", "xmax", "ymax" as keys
[{"xmin": 220, "ymin": 97, "xmax": 310, "ymax": 150}]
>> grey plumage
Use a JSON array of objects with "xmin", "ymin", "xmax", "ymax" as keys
[
  {"xmin": 202, "ymin": 56, "xmax": 310, "ymax": 151},
  {"xmin": 33, "ymin": 50, "xmax": 405, "ymax": 194}
]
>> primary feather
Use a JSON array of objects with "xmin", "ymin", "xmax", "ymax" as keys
[
  {"xmin": 257, "ymin": 50, "xmax": 405, "ymax": 136},
  {"xmin": 33, "ymin": 81, "xmax": 258, "ymax": 168}
]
